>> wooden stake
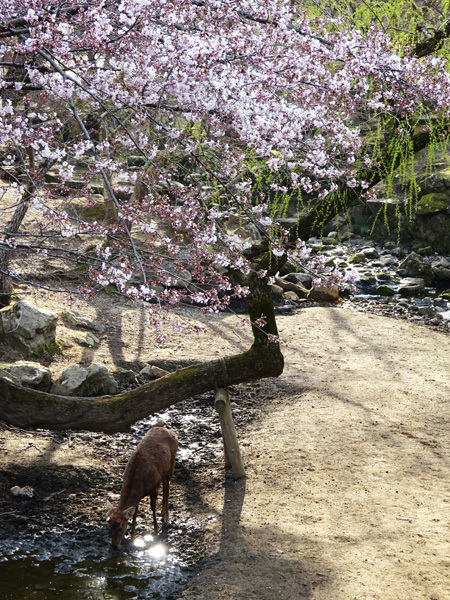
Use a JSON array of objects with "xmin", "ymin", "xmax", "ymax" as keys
[{"xmin": 214, "ymin": 388, "xmax": 246, "ymax": 479}]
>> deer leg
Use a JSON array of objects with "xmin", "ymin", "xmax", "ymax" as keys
[
  {"xmin": 130, "ymin": 505, "xmax": 138, "ymax": 541},
  {"xmin": 162, "ymin": 478, "xmax": 170, "ymax": 522},
  {"xmin": 150, "ymin": 491, "xmax": 158, "ymax": 532}
]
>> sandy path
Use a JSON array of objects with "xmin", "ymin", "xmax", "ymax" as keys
[{"xmin": 180, "ymin": 307, "xmax": 450, "ymax": 600}]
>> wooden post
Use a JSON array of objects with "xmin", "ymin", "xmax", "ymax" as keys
[{"xmin": 214, "ymin": 388, "xmax": 246, "ymax": 479}]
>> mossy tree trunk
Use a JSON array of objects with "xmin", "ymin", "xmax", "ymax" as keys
[{"xmin": 0, "ymin": 276, "xmax": 284, "ymax": 432}]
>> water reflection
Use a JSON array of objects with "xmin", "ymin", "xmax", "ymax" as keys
[
  {"xmin": 0, "ymin": 529, "xmax": 186, "ymax": 600},
  {"xmin": 133, "ymin": 535, "xmax": 168, "ymax": 561},
  {"xmin": 147, "ymin": 543, "xmax": 167, "ymax": 560}
]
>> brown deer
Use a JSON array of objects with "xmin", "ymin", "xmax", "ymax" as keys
[{"xmin": 106, "ymin": 426, "xmax": 178, "ymax": 548}]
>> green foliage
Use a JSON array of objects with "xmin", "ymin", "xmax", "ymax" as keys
[
  {"xmin": 31, "ymin": 340, "xmax": 62, "ymax": 358},
  {"xmin": 301, "ymin": 0, "xmax": 450, "ymax": 60}
]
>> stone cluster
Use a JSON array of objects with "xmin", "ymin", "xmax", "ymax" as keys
[{"xmin": 274, "ymin": 234, "xmax": 450, "ymax": 332}]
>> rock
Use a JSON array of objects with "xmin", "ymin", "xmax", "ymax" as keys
[
  {"xmin": 381, "ymin": 255, "xmax": 398, "ymax": 266},
  {"xmin": 416, "ymin": 192, "xmax": 449, "ymax": 214},
  {"xmin": 398, "ymin": 278, "xmax": 426, "ymax": 297},
  {"xmin": 432, "ymin": 267, "xmax": 450, "ymax": 281},
  {"xmin": 226, "ymin": 215, "xmax": 261, "ymax": 244},
  {"xmin": 275, "ymin": 275, "xmax": 309, "ymax": 297},
  {"xmin": 417, "ymin": 306, "xmax": 436, "ymax": 316},
  {"xmin": 0, "ymin": 361, "xmax": 52, "ymax": 391},
  {"xmin": 74, "ymin": 332, "xmax": 100, "ymax": 348},
  {"xmin": 322, "ymin": 215, "xmax": 348, "ymax": 235},
  {"xmin": 309, "ymin": 284, "xmax": 339, "ymax": 302},
  {"xmin": 410, "ymin": 211, "xmax": 450, "ymax": 254},
  {"xmin": 432, "ymin": 258, "xmax": 450, "ymax": 269},
  {"xmin": 414, "ymin": 297, "xmax": 432, "ymax": 306},
  {"xmin": 321, "ymin": 237, "xmax": 336, "ymax": 246},
  {"xmin": 64, "ymin": 195, "xmax": 107, "ymax": 222},
  {"xmin": 348, "ymin": 252, "xmax": 367, "ymax": 264},
  {"xmin": 114, "ymin": 368, "xmax": 138, "ymax": 386},
  {"xmin": 278, "ymin": 261, "xmax": 299, "ymax": 276},
  {"xmin": 398, "ymin": 253, "xmax": 434, "ymax": 285},
  {"xmin": 433, "ymin": 297, "xmax": 448, "ymax": 309},
  {"xmin": 50, "ymin": 363, "xmax": 118, "ymax": 397},
  {"xmin": 0, "ymin": 300, "xmax": 58, "ymax": 353},
  {"xmin": 271, "ymin": 284, "xmax": 284, "ymax": 298},
  {"xmin": 360, "ymin": 275, "xmax": 376, "ymax": 286},
  {"xmin": 361, "ymin": 247, "xmax": 380, "ymax": 259},
  {"xmin": 283, "ymin": 272, "xmax": 313, "ymax": 288},
  {"xmin": 61, "ymin": 309, "xmax": 104, "ymax": 333},
  {"xmin": 10, "ymin": 485, "xmax": 34, "ymax": 498},
  {"xmin": 376, "ymin": 272, "xmax": 392, "ymax": 281},
  {"xmin": 283, "ymin": 290, "xmax": 299, "ymax": 301},
  {"xmin": 390, "ymin": 247, "xmax": 407, "ymax": 259},
  {"xmin": 376, "ymin": 285, "xmax": 395, "ymax": 297},
  {"xmin": 139, "ymin": 365, "xmax": 170, "ymax": 379}
]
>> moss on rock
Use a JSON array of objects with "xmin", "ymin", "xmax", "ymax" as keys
[
  {"xmin": 416, "ymin": 193, "xmax": 449, "ymax": 215},
  {"xmin": 376, "ymin": 285, "xmax": 396, "ymax": 297}
]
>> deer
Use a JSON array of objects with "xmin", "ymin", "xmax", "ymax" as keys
[{"xmin": 106, "ymin": 426, "xmax": 178, "ymax": 548}]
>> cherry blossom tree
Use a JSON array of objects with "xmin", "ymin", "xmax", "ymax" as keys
[{"xmin": 1, "ymin": 0, "xmax": 450, "ymax": 432}]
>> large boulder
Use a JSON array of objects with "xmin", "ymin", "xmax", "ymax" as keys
[
  {"xmin": 0, "ymin": 300, "xmax": 58, "ymax": 353},
  {"xmin": 415, "ymin": 193, "xmax": 449, "ymax": 215},
  {"xmin": 50, "ymin": 363, "xmax": 118, "ymax": 397},
  {"xmin": 0, "ymin": 361, "xmax": 52, "ymax": 391},
  {"xmin": 398, "ymin": 253, "xmax": 434, "ymax": 285}
]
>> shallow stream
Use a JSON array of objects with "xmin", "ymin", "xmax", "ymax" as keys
[{"xmin": 0, "ymin": 395, "xmax": 234, "ymax": 599}]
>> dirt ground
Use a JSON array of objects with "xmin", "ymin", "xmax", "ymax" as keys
[{"xmin": 1, "ymin": 287, "xmax": 449, "ymax": 599}]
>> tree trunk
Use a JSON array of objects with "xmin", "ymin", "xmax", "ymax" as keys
[
  {"xmin": 0, "ymin": 277, "xmax": 284, "ymax": 432},
  {"xmin": 0, "ymin": 175, "xmax": 35, "ymax": 307}
]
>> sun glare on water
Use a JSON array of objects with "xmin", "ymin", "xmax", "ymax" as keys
[{"xmin": 133, "ymin": 536, "xmax": 167, "ymax": 560}]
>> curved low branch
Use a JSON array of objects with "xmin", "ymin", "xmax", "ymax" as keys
[{"xmin": 0, "ymin": 342, "xmax": 283, "ymax": 433}]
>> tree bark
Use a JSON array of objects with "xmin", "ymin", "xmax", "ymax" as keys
[
  {"xmin": 0, "ymin": 276, "xmax": 284, "ymax": 432},
  {"xmin": 0, "ymin": 177, "xmax": 34, "ymax": 307},
  {"xmin": 0, "ymin": 342, "xmax": 283, "ymax": 433}
]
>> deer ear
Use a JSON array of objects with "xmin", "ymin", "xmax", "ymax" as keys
[
  {"xmin": 123, "ymin": 506, "xmax": 136, "ymax": 520},
  {"xmin": 106, "ymin": 499, "xmax": 114, "ymax": 512}
]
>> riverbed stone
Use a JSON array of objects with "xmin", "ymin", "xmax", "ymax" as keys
[
  {"xmin": 283, "ymin": 290, "xmax": 300, "ymax": 301},
  {"xmin": 361, "ymin": 247, "xmax": 380, "ymax": 259},
  {"xmin": 376, "ymin": 285, "xmax": 396, "ymax": 297},
  {"xmin": 418, "ymin": 306, "xmax": 436, "ymax": 316},
  {"xmin": 283, "ymin": 272, "xmax": 313, "ymax": 288},
  {"xmin": 398, "ymin": 278, "xmax": 426, "ymax": 297},
  {"xmin": 309, "ymin": 284, "xmax": 339, "ymax": 302},
  {"xmin": 275, "ymin": 275, "xmax": 309, "ymax": 297},
  {"xmin": 50, "ymin": 363, "xmax": 118, "ymax": 397},
  {"xmin": 349, "ymin": 252, "xmax": 367, "ymax": 264},
  {"xmin": 381, "ymin": 255, "xmax": 398, "ymax": 267},
  {"xmin": 432, "ymin": 266, "xmax": 450, "ymax": 281},
  {"xmin": 398, "ymin": 253, "xmax": 434, "ymax": 285}
]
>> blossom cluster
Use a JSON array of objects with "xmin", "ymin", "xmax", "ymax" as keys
[{"xmin": 1, "ymin": 0, "xmax": 449, "ymax": 338}]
